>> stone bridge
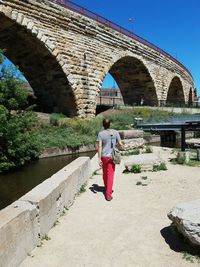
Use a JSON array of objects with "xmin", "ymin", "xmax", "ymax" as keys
[{"xmin": 0, "ymin": 0, "xmax": 195, "ymax": 117}]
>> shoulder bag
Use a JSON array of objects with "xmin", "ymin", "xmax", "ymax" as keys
[{"xmin": 110, "ymin": 130, "xmax": 121, "ymax": 164}]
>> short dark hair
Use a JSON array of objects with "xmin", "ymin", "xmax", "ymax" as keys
[{"xmin": 103, "ymin": 118, "xmax": 111, "ymax": 129}]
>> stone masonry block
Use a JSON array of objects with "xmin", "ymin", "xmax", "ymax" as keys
[
  {"xmin": 21, "ymin": 17, "xmax": 29, "ymax": 27},
  {"xmin": 27, "ymin": 21, "xmax": 34, "ymax": 30},
  {"xmin": 16, "ymin": 13, "xmax": 23, "ymax": 24}
]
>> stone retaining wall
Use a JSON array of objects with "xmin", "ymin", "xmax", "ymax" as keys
[
  {"xmin": 40, "ymin": 144, "xmax": 97, "ymax": 158},
  {"xmin": 0, "ymin": 154, "xmax": 98, "ymax": 267}
]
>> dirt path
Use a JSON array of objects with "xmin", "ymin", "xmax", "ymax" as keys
[{"xmin": 19, "ymin": 147, "xmax": 200, "ymax": 267}]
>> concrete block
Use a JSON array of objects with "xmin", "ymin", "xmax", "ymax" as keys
[
  {"xmin": 0, "ymin": 201, "xmax": 39, "ymax": 267},
  {"xmin": 20, "ymin": 157, "xmax": 91, "ymax": 238},
  {"xmin": 90, "ymin": 153, "xmax": 99, "ymax": 174},
  {"xmin": 197, "ymin": 149, "xmax": 200, "ymax": 161},
  {"xmin": 125, "ymin": 154, "xmax": 162, "ymax": 172},
  {"xmin": 177, "ymin": 151, "xmax": 190, "ymax": 164}
]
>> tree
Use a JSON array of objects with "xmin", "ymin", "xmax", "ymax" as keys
[{"xmin": 0, "ymin": 51, "xmax": 40, "ymax": 172}]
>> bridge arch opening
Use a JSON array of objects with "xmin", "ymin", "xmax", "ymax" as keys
[
  {"xmin": 100, "ymin": 56, "xmax": 158, "ymax": 108},
  {"xmin": 0, "ymin": 16, "xmax": 77, "ymax": 116},
  {"xmin": 166, "ymin": 77, "xmax": 185, "ymax": 106},
  {"xmin": 188, "ymin": 87, "xmax": 193, "ymax": 106}
]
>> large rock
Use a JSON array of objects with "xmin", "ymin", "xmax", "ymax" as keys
[
  {"xmin": 124, "ymin": 154, "xmax": 162, "ymax": 171},
  {"xmin": 119, "ymin": 130, "xmax": 144, "ymax": 139},
  {"xmin": 186, "ymin": 138, "xmax": 200, "ymax": 148},
  {"xmin": 122, "ymin": 138, "xmax": 145, "ymax": 150},
  {"xmin": 168, "ymin": 200, "xmax": 200, "ymax": 246}
]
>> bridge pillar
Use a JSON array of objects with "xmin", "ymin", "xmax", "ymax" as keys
[{"xmin": 71, "ymin": 76, "xmax": 100, "ymax": 118}]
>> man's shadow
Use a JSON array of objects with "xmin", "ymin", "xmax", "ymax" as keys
[{"xmin": 89, "ymin": 184, "xmax": 105, "ymax": 196}]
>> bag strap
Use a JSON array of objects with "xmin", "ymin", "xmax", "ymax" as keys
[{"xmin": 108, "ymin": 129, "xmax": 114, "ymax": 149}]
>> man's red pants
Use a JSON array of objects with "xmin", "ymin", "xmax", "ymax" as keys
[{"xmin": 101, "ymin": 157, "xmax": 115, "ymax": 199}]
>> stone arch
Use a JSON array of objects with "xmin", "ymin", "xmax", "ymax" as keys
[
  {"xmin": 0, "ymin": 12, "xmax": 77, "ymax": 116},
  {"xmin": 166, "ymin": 76, "xmax": 185, "ymax": 106},
  {"xmin": 99, "ymin": 52, "xmax": 158, "ymax": 106}
]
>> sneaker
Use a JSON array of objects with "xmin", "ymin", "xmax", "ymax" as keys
[{"xmin": 106, "ymin": 196, "xmax": 113, "ymax": 201}]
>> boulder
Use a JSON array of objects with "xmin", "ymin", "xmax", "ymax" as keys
[
  {"xmin": 119, "ymin": 130, "xmax": 144, "ymax": 139},
  {"xmin": 122, "ymin": 138, "xmax": 145, "ymax": 150},
  {"xmin": 186, "ymin": 138, "xmax": 200, "ymax": 148},
  {"xmin": 168, "ymin": 200, "xmax": 200, "ymax": 246}
]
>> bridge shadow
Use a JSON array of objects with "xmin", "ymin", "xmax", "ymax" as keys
[
  {"xmin": 89, "ymin": 184, "xmax": 105, "ymax": 196},
  {"xmin": 161, "ymin": 225, "xmax": 200, "ymax": 256}
]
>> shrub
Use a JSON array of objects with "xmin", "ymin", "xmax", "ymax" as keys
[
  {"xmin": 153, "ymin": 162, "xmax": 167, "ymax": 172},
  {"xmin": 131, "ymin": 164, "xmax": 141, "ymax": 173},
  {"xmin": 50, "ymin": 113, "xmax": 65, "ymax": 126},
  {"xmin": 144, "ymin": 146, "xmax": 153, "ymax": 153},
  {"xmin": 123, "ymin": 149, "xmax": 140, "ymax": 156},
  {"xmin": 0, "ymin": 51, "xmax": 40, "ymax": 172}
]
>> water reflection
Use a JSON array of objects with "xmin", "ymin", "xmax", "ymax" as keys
[{"xmin": 0, "ymin": 152, "xmax": 96, "ymax": 210}]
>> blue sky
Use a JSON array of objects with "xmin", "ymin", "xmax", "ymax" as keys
[{"xmin": 72, "ymin": 0, "xmax": 200, "ymax": 94}]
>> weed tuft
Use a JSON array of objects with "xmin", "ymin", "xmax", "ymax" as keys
[
  {"xmin": 153, "ymin": 162, "xmax": 167, "ymax": 172},
  {"xmin": 144, "ymin": 146, "xmax": 153, "ymax": 153},
  {"xmin": 79, "ymin": 183, "xmax": 87, "ymax": 193},
  {"xmin": 131, "ymin": 164, "xmax": 141, "ymax": 173}
]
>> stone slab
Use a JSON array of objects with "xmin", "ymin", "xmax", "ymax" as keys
[{"xmin": 125, "ymin": 154, "xmax": 162, "ymax": 171}]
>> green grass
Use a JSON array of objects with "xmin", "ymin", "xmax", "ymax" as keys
[
  {"xmin": 136, "ymin": 181, "xmax": 142, "ymax": 185},
  {"xmin": 136, "ymin": 176, "xmax": 149, "ymax": 186},
  {"xmin": 36, "ymin": 107, "xmax": 191, "ymax": 150},
  {"xmin": 105, "ymin": 107, "xmax": 178, "ymax": 129},
  {"xmin": 171, "ymin": 157, "xmax": 200, "ymax": 167},
  {"xmin": 185, "ymin": 159, "xmax": 200, "ymax": 167},
  {"xmin": 36, "ymin": 124, "xmax": 98, "ymax": 149},
  {"xmin": 141, "ymin": 176, "xmax": 148, "ymax": 180}
]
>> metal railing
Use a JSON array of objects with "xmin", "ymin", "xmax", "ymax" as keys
[{"xmin": 49, "ymin": 0, "xmax": 193, "ymax": 78}]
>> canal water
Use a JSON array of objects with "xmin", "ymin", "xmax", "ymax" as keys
[{"xmin": 0, "ymin": 151, "xmax": 96, "ymax": 211}]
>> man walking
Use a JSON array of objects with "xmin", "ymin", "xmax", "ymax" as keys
[{"xmin": 97, "ymin": 118, "xmax": 123, "ymax": 201}]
